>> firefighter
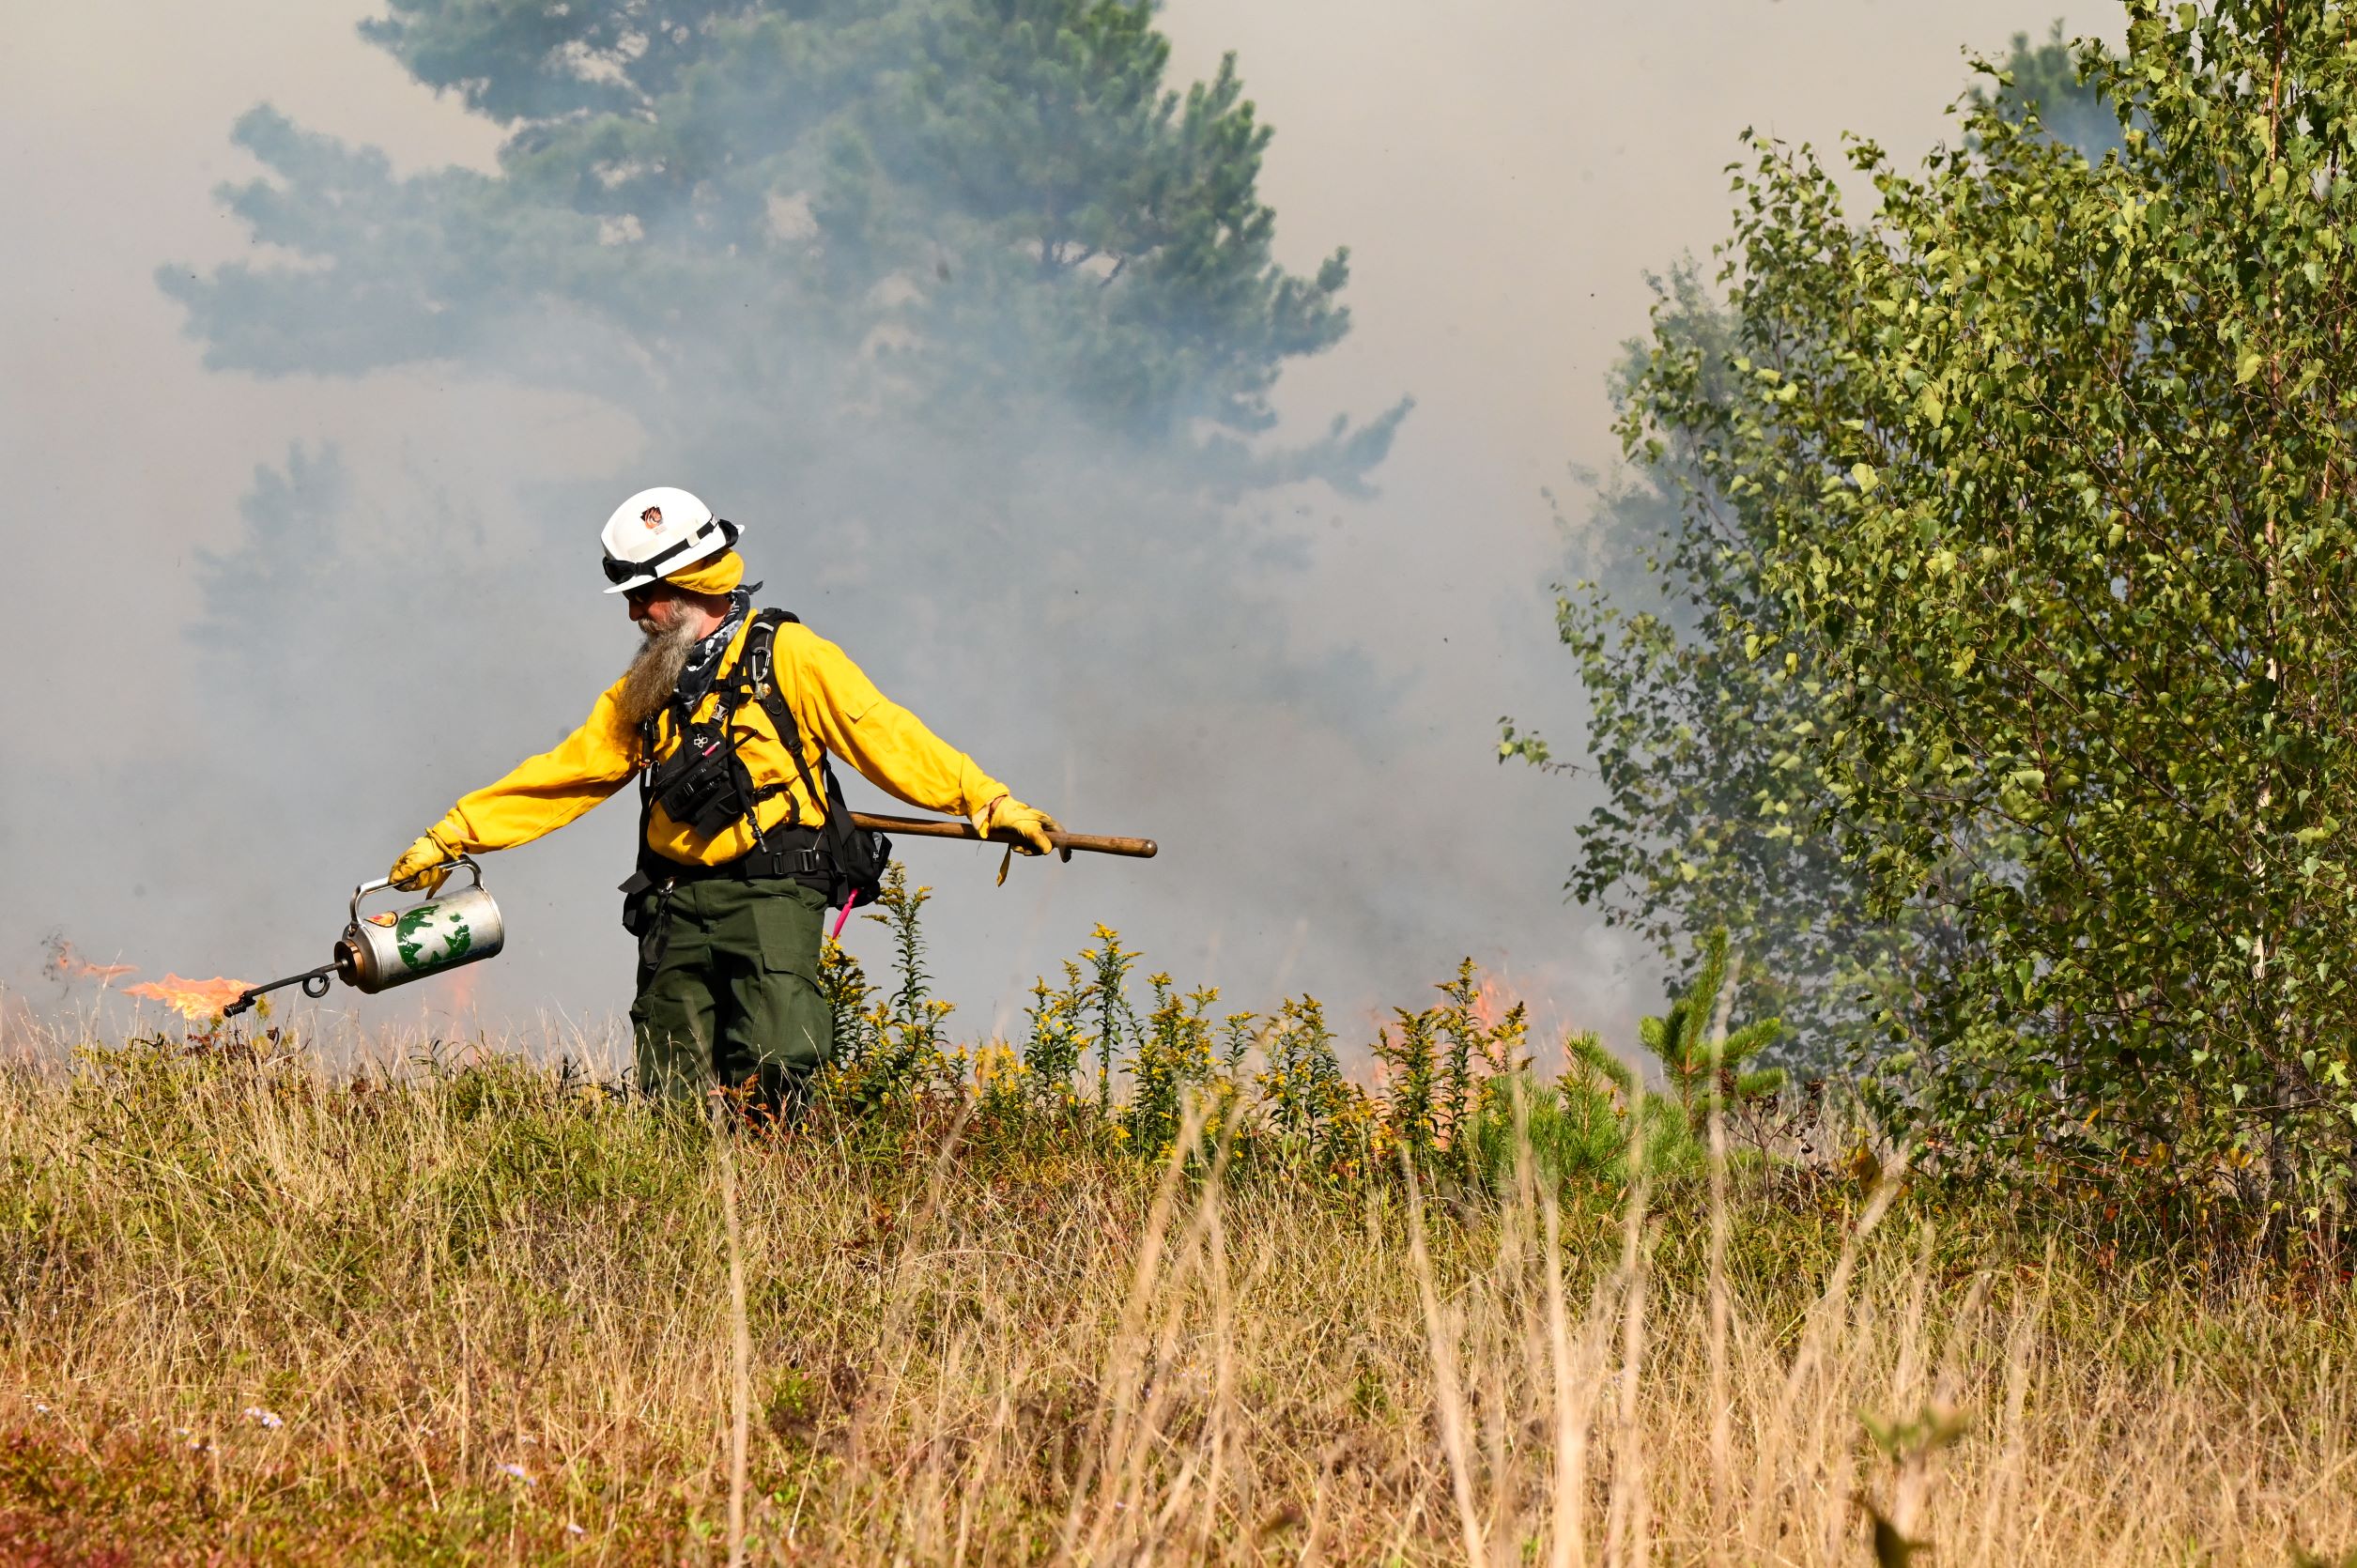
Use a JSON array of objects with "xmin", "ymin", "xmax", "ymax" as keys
[{"xmin": 387, "ymin": 486, "xmax": 1056, "ymax": 1113}]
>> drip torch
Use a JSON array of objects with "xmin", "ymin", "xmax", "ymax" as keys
[{"xmin": 223, "ymin": 856, "xmax": 506, "ymax": 1018}]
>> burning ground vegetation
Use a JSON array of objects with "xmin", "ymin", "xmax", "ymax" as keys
[{"xmin": 5, "ymin": 871, "xmax": 2356, "ymax": 1565}]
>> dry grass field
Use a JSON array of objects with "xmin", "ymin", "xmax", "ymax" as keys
[{"xmin": 1, "ymin": 1022, "xmax": 2353, "ymax": 1566}]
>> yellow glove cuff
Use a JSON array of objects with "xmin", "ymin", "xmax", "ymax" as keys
[{"xmin": 968, "ymin": 793, "xmax": 1009, "ymax": 838}]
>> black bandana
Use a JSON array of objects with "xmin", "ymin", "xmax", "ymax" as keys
[{"xmin": 672, "ymin": 588, "xmax": 753, "ymax": 711}]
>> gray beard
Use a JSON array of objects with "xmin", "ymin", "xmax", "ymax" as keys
[{"xmin": 616, "ymin": 612, "xmax": 702, "ymax": 728}]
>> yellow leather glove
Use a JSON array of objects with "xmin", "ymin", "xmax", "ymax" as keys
[
  {"xmin": 389, "ymin": 831, "xmax": 458, "ymax": 898},
  {"xmin": 971, "ymin": 794, "xmax": 1061, "ymax": 857}
]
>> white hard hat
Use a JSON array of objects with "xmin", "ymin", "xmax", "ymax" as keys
[{"xmin": 598, "ymin": 485, "xmax": 741, "ymax": 593}]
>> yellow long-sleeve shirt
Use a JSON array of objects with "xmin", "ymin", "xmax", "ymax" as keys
[{"xmin": 426, "ymin": 618, "xmax": 1008, "ymax": 868}]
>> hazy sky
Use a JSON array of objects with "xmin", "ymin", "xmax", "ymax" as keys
[{"xmin": 1, "ymin": 1, "xmax": 2118, "ymax": 1059}]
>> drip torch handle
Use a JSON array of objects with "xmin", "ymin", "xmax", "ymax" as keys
[{"xmin": 354, "ymin": 854, "xmax": 485, "ymax": 924}]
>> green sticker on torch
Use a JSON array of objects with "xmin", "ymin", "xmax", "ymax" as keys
[{"xmin": 395, "ymin": 905, "xmax": 474, "ymax": 974}]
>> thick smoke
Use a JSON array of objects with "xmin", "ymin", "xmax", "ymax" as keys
[
  {"xmin": 0, "ymin": 0, "xmax": 2118, "ymax": 1067},
  {"xmin": 20, "ymin": 0, "xmax": 1564, "ymax": 1061}
]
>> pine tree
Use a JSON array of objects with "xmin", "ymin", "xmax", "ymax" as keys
[{"xmin": 161, "ymin": 0, "xmax": 1404, "ymax": 495}]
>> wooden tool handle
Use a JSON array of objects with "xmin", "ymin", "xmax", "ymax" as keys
[{"xmin": 849, "ymin": 811, "xmax": 1158, "ymax": 859}]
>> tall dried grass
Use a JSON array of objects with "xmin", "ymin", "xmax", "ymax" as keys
[{"xmin": 0, "ymin": 1025, "xmax": 2351, "ymax": 1564}]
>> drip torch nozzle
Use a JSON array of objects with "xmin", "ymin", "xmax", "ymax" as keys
[{"xmin": 222, "ymin": 963, "xmax": 340, "ymax": 1020}]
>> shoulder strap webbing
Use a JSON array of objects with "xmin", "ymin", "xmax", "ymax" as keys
[
  {"xmin": 632, "ymin": 613, "xmax": 778, "ymax": 872},
  {"xmin": 744, "ymin": 609, "xmax": 884, "ymax": 910},
  {"xmin": 746, "ymin": 609, "xmax": 844, "ymax": 826}
]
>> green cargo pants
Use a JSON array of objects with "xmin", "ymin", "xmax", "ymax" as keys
[{"xmin": 629, "ymin": 875, "xmax": 833, "ymax": 1114}]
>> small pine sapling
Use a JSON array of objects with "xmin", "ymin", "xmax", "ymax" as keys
[
  {"xmin": 1641, "ymin": 928, "xmax": 1786, "ymax": 1131},
  {"xmin": 1558, "ymin": 1027, "xmax": 1638, "ymax": 1165}
]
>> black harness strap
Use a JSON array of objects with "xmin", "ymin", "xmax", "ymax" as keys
[
  {"xmin": 620, "ymin": 609, "xmax": 888, "ymax": 932},
  {"xmin": 739, "ymin": 610, "xmax": 888, "ymax": 912}
]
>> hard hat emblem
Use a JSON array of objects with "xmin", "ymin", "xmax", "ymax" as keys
[{"xmin": 641, "ymin": 506, "xmax": 663, "ymax": 527}]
